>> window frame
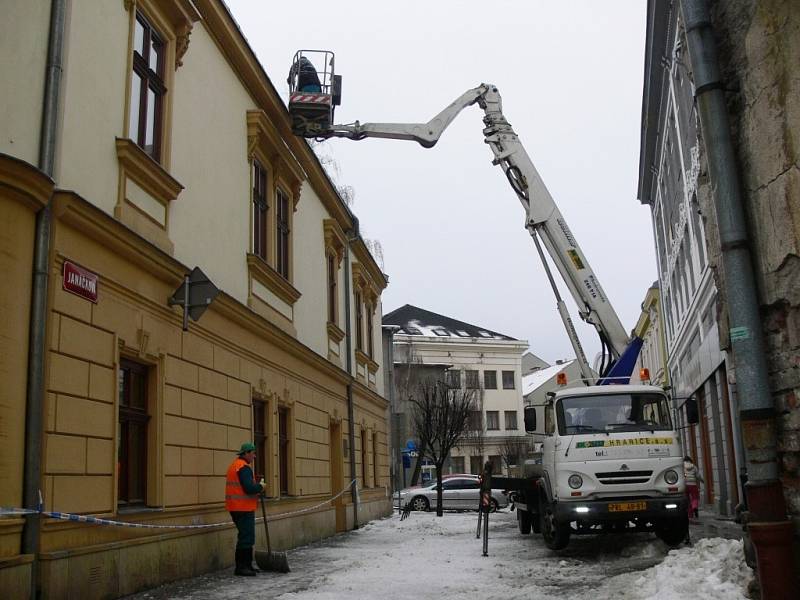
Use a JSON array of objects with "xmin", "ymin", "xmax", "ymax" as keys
[
  {"xmin": 502, "ymin": 370, "xmax": 516, "ymax": 390},
  {"xmin": 486, "ymin": 410, "xmax": 500, "ymax": 431},
  {"xmin": 118, "ymin": 358, "xmax": 151, "ymax": 508},
  {"xmin": 355, "ymin": 291, "xmax": 364, "ymax": 351},
  {"xmin": 483, "ymin": 370, "xmax": 497, "ymax": 389},
  {"xmin": 253, "ymin": 398, "xmax": 268, "ymax": 483},
  {"xmin": 278, "ymin": 406, "xmax": 291, "ymax": 496},
  {"xmin": 465, "ymin": 370, "xmax": 479, "ymax": 389},
  {"xmin": 129, "ymin": 11, "xmax": 166, "ymax": 162},
  {"xmin": 275, "ymin": 187, "xmax": 291, "ymax": 279},
  {"xmin": 327, "ymin": 251, "xmax": 337, "ymax": 324},
  {"xmin": 504, "ymin": 410, "xmax": 518, "ymax": 430},
  {"xmin": 252, "ymin": 160, "xmax": 269, "ymax": 261}
]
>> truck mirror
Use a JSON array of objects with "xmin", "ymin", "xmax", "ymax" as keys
[
  {"xmin": 524, "ymin": 405, "xmax": 537, "ymax": 432},
  {"xmin": 685, "ymin": 398, "xmax": 699, "ymax": 424}
]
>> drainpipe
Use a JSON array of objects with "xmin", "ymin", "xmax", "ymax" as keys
[
  {"xmin": 680, "ymin": 1, "xmax": 796, "ymax": 597},
  {"xmin": 23, "ymin": 2, "xmax": 66, "ymax": 599},
  {"xmin": 344, "ymin": 219, "xmax": 359, "ymax": 529},
  {"xmin": 382, "ymin": 325, "xmax": 401, "ymax": 493}
]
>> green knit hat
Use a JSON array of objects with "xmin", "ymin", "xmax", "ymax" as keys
[{"xmin": 237, "ymin": 442, "xmax": 256, "ymax": 455}]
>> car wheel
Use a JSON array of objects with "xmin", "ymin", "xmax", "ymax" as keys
[{"xmin": 410, "ymin": 496, "xmax": 430, "ymax": 512}]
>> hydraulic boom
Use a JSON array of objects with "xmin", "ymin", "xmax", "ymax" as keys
[{"xmin": 296, "ymin": 82, "xmax": 641, "ymax": 381}]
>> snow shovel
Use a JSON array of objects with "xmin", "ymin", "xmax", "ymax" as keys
[{"xmin": 255, "ymin": 495, "xmax": 290, "ymax": 573}]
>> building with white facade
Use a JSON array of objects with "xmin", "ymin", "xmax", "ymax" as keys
[
  {"xmin": 638, "ymin": 0, "xmax": 743, "ymax": 517},
  {"xmin": 382, "ymin": 305, "xmax": 529, "ymax": 483}
]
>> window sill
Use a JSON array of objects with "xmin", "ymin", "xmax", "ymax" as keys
[
  {"xmin": 116, "ymin": 505, "xmax": 164, "ymax": 515},
  {"xmin": 327, "ymin": 321, "xmax": 345, "ymax": 344},
  {"xmin": 355, "ymin": 349, "xmax": 379, "ymax": 374},
  {"xmin": 247, "ymin": 253, "xmax": 301, "ymax": 307},
  {"xmin": 116, "ymin": 138, "xmax": 183, "ymax": 205}
]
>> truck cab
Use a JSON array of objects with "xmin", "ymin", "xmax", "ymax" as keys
[{"xmin": 518, "ymin": 384, "xmax": 688, "ymax": 550}]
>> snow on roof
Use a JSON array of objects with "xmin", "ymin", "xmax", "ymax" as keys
[
  {"xmin": 522, "ymin": 360, "xmax": 575, "ymax": 396},
  {"xmin": 382, "ymin": 304, "xmax": 516, "ymax": 340}
]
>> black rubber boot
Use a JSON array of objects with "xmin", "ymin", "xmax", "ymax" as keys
[{"xmin": 234, "ymin": 548, "xmax": 256, "ymax": 576}]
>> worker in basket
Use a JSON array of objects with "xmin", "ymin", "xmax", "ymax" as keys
[{"xmin": 289, "ymin": 56, "xmax": 322, "ymax": 93}]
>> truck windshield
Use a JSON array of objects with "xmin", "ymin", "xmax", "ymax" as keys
[{"xmin": 557, "ymin": 393, "xmax": 672, "ymax": 434}]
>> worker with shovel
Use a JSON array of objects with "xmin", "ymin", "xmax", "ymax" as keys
[{"xmin": 225, "ymin": 442, "xmax": 265, "ymax": 576}]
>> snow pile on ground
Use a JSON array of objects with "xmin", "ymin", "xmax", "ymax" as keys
[
  {"xmin": 598, "ymin": 537, "xmax": 753, "ymax": 600},
  {"xmin": 126, "ymin": 510, "xmax": 752, "ymax": 600}
]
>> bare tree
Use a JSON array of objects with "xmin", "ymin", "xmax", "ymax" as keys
[
  {"xmin": 498, "ymin": 437, "xmax": 534, "ymax": 476},
  {"xmin": 410, "ymin": 380, "xmax": 477, "ymax": 516},
  {"xmin": 456, "ymin": 376, "xmax": 485, "ymax": 474}
]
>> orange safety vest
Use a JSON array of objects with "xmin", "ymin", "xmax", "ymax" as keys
[{"xmin": 225, "ymin": 458, "xmax": 258, "ymax": 512}]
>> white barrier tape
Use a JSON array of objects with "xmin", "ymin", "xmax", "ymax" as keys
[{"xmin": 0, "ymin": 480, "xmax": 358, "ymax": 530}]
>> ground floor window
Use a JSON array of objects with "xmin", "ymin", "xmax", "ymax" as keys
[
  {"xmin": 118, "ymin": 358, "xmax": 150, "ymax": 506},
  {"xmin": 278, "ymin": 406, "xmax": 290, "ymax": 495}
]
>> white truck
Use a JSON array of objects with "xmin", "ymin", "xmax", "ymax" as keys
[{"xmin": 287, "ymin": 51, "xmax": 689, "ymax": 549}]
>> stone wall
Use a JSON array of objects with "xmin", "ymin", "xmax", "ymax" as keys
[{"xmin": 704, "ymin": 0, "xmax": 800, "ymax": 526}]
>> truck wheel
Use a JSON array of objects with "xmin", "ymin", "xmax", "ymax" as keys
[
  {"xmin": 541, "ymin": 503, "xmax": 570, "ymax": 550},
  {"xmin": 517, "ymin": 508, "xmax": 532, "ymax": 534},
  {"xmin": 655, "ymin": 517, "xmax": 689, "ymax": 548}
]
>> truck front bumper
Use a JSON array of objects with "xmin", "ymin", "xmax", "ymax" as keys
[{"xmin": 553, "ymin": 496, "xmax": 688, "ymax": 524}]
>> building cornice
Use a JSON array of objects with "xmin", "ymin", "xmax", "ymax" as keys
[
  {"xmin": 0, "ymin": 153, "xmax": 54, "ymax": 211},
  {"xmin": 192, "ymin": 1, "xmax": 355, "ymax": 231}
]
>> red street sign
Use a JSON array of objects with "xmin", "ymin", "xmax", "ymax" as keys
[{"xmin": 62, "ymin": 260, "xmax": 98, "ymax": 303}]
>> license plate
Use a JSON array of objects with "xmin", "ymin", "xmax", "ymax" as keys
[{"xmin": 608, "ymin": 501, "xmax": 647, "ymax": 512}]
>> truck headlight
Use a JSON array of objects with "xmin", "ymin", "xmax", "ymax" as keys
[
  {"xmin": 568, "ymin": 474, "xmax": 583, "ymax": 489},
  {"xmin": 664, "ymin": 469, "xmax": 679, "ymax": 485}
]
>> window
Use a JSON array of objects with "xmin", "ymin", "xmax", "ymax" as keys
[
  {"xmin": 486, "ymin": 411, "xmax": 500, "ymax": 430},
  {"xmin": 502, "ymin": 370, "xmax": 515, "ymax": 389},
  {"xmin": 327, "ymin": 252, "xmax": 337, "ymax": 324},
  {"xmin": 467, "ymin": 410, "xmax": 482, "ymax": 431},
  {"xmin": 253, "ymin": 161, "xmax": 268, "ymax": 261},
  {"xmin": 469, "ymin": 456, "xmax": 483, "ymax": 475},
  {"xmin": 446, "ymin": 370, "xmax": 461, "ymax": 389},
  {"xmin": 505, "ymin": 411, "xmax": 518, "ymax": 430},
  {"xmin": 118, "ymin": 359, "xmax": 150, "ymax": 506},
  {"xmin": 355, "ymin": 292, "xmax": 364, "ymax": 351},
  {"xmin": 366, "ymin": 304, "xmax": 374, "ymax": 358},
  {"xmin": 449, "ymin": 456, "xmax": 465, "ymax": 474},
  {"xmin": 465, "ymin": 370, "xmax": 479, "ymax": 389},
  {"xmin": 129, "ymin": 13, "xmax": 166, "ymax": 161},
  {"xmin": 483, "ymin": 370, "xmax": 497, "ymax": 389},
  {"xmin": 253, "ymin": 399, "xmax": 267, "ymax": 482},
  {"xmin": 276, "ymin": 188, "xmax": 291, "ymax": 279},
  {"xmin": 372, "ymin": 433, "xmax": 379, "ymax": 487},
  {"xmin": 432, "ymin": 328, "xmax": 449, "ymax": 336},
  {"xmin": 361, "ymin": 429, "xmax": 368, "ymax": 488},
  {"xmin": 278, "ymin": 406, "xmax": 290, "ymax": 496},
  {"xmin": 488, "ymin": 455, "xmax": 502, "ymax": 473}
]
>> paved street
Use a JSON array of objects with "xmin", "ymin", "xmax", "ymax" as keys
[{"xmin": 126, "ymin": 509, "xmax": 750, "ymax": 600}]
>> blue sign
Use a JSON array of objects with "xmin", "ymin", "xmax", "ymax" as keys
[{"xmin": 405, "ymin": 440, "xmax": 417, "ymax": 451}]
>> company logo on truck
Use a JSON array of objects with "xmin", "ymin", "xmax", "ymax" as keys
[{"xmin": 575, "ymin": 437, "xmax": 673, "ymax": 449}]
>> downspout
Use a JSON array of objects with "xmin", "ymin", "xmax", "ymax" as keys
[
  {"xmin": 679, "ymin": 1, "xmax": 796, "ymax": 597},
  {"xmin": 23, "ymin": 1, "xmax": 66, "ymax": 598},
  {"xmin": 344, "ymin": 219, "xmax": 359, "ymax": 529},
  {"xmin": 382, "ymin": 325, "xmax": 401, "ymax": 492}
]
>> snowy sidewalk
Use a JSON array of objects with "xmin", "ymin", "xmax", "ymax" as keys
[{"xmin": 127, "ymin": 509, "xmax": 752, "ymax": 600}]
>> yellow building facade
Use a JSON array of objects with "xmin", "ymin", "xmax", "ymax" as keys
[{"xmin": 0, "ymin": 1, "xmax": 390, "ymax": 598}]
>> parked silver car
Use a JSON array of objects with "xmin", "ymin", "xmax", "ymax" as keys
[{"xmin": 396, "ymin": 475, "xmax": 508, "ymax": 512}]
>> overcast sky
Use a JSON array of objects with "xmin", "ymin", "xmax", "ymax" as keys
[{"xmin": 225, "ymin": 0, "xmax": 654, "ymax": 365}]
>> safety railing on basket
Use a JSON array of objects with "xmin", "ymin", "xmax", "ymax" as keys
[{"xmin": 0, "ymin": 479, "xmax": 357, "ymax": 530}]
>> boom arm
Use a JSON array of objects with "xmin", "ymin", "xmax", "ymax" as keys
[{"xmin": 317, "ymin": 84, "xmax": 635, "ymax": 381}]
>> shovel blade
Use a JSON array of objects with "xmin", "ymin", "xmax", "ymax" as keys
[{"xmin": 255, "ymin": 550, "xmax": 290, "ymax": 573}]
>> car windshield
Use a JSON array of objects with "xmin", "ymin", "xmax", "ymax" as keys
[{"xmin": 557, "ymin": 393, "xmax": 672, "ymax": 434}]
